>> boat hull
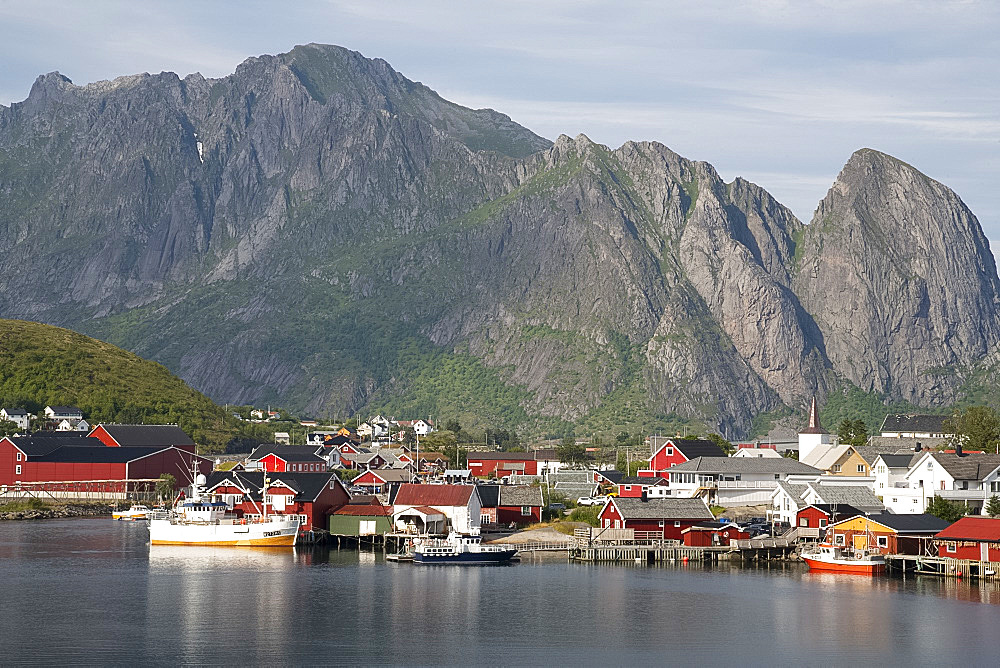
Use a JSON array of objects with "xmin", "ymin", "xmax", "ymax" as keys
[
  {"xmin": 112, "ymin": 514, "xmax": 148, "ymax": 521},
  {"xmin": 414, "ymin": 549, "xmax": 517, "ymax": 564},
  {"xmin": 148, "ymin": 519, "xmax": 299, "ymax": 547},
  {"xmin": 802, "ymin": 556, "xmax": 885, "ymax": 575}
]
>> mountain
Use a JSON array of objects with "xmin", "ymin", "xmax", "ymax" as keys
[
  {"xmin": 0, "ymin": 43, "xmax": 996, "ymax": 438},
  {"xmin": 0, "ymin": 319, "xmax": 236, "ymax": 449}
]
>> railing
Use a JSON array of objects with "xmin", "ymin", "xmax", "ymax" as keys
[{"xmin": 716, "ymin": 481, "xmax": 779, "ymax": 489}]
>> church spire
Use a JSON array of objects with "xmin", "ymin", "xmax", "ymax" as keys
[{"xmin": 808, "ymin": 396, "xmax": 822, "ymax": 431}]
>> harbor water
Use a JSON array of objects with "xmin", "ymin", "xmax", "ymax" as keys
[{"xmin": 2, "ymin": 518, "xmax": 1000, "ymax": 665}]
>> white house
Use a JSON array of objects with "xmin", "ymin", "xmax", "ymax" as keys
[
  {"xmin": 732, "ymin": 447, "xmax": 782, "ymax": 459},
  {"xmin": 0, "ymin": 408, "xmax": 30, "ymax": 430},
  {"xmin": 770, "ymin": 477, "xmax": 882, "ymax": 525},
  {"xmin": 391, "ymin": 483, "xmax": 481, "ymax": 534},
  {"xmin": 57, "ymin": 418, "xmax": 89, "ymax": 432},
  {"xmin": 44, "ymin": 406, "xmax": 83, "ymax": 422},
  {"xmin": 413, "ymin": 419, "xmax": 435, "ymax": 437},
  {"xmin": 880, "ymin": 414, "xmax": 953, "ymax": 439},
  {"xmin": 872, "ymin": 453, "xmax": 918, "ymax": 498},
  {"xmin": 665, "ymin": 457, "xmax": 823, "ymax": 506},
  {"xmin": 798, "ymin": 397, "xmax": 836, "ymax": 463},
  {"xmin": 884, "ymin": 451, "xmax": 1000, "ymax": 515}
]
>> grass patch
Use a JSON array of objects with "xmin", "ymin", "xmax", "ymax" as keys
[{"xmin": 0, "ymin": 498, "xmax": 49, "ymax": 513}]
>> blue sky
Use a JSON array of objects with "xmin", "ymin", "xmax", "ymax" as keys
[{"xmin": 2, "ymin": 0, "xmax": 998, "ymax": 242}]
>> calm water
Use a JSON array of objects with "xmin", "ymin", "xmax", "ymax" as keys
[{"xmin": 1, "ymin": 519, "xmax": 999, "ymax": 666}]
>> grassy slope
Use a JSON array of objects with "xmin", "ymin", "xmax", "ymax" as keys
[{"xmin": 0, "ymin": 319, "xmax": 238, "ymax": 451}]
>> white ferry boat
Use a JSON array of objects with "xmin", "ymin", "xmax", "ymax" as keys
[
  {"xmin": 148, "ymin": 472, "xmax": 299, "ymax": 547},
  {"xmin": 413, "ymin": 531, "xmax": 517, "ymax": 564}
]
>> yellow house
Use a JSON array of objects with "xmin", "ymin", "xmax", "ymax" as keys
[{"xmin": 802, "ymin": 444, "xmax": 870, "ymax": 476}]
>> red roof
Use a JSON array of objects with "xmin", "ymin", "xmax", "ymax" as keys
[
  {"xmin": 407, "ymin": 505, "xmax": 445, "ymax": 516},
  {"xmin": 393, "ymin": 483, "xmax": 474, "ymax": 507},
  {"xmin": 934, "ymin": 517, "xmax": 1000, "ymax": 542}
]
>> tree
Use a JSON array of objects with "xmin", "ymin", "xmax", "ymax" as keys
[
  {"xmin": 0, "ymin": 419, "xmax": 19, "ymax": 437},
  {"xmin": 837, "ymin": 419, "xmax": 869, "ymax": 448},
  {"xmin": 558, "ymin": 436, "xmax": 589, "ymax": 466},
  {"xmin": 946, "ymin": 406, "xmax": 1000, "ymax": 453},
  {"xmin": 420, "ymin": 430, "xmax": 457, "ymax": 454},
  {"xmin": 155, "ymin": 474, "xmax": 176, "ymax": 503},
  {"xmin": 987, "ymin": 495, "xmax": 1000, "ymax": 519},
  {"xmin": 706, "ymin": 433, "xmax": 735, "ymax": 455},
  {"xmin": 926, "ymin": 495, "xmax": 966, "ymax": 523},
  {"xmin": 444, "ymin": 419, "xmax": 462, "ymax": 435}
]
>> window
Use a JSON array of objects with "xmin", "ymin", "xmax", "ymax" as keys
[
  {"xmin": 857, "ymin": 464, "xmax": 866, "ymax": 473},
  {"xmin": 15, "ymin": 465, "xmax": 21, "ymax": 475},
  {"xmin": 877, "ymin": 536, "xmax": 888, "ymax": 548},
  {"xmin": 665, "ymin": 447, "xmax": 674, "ymax": 456},
  {"xmin": 947, "ymin": 543, "xmax": 957, "ymax": 554},
  {"xmin": 799, "ymin": 517, "xmax": 808, "ymax": 527},
  {"xmin": 913, "ymin": 499, "xmax": 919, "ymax": 504},
  {"xmin": 774, "ymin": 474, "xmax": 780, "ymax": 480},
  {"xmin": 481, "ymin": 514, "xmax": 491, "ymax": 524},
  {"xmin": 834, "ymin": 534, "xmax": 845, "ymax": 546},
  {"xmin": 832, "ymin": 465, "xmax": 842, "ymax": 473},
  {"xmin": 521, "ymin": 506, "xmax": 531, "ymax": 516},
  {"xmin": 892, "ymin": 498, "xmax": 898, "ymax": 503},
  {"xmin": 16, "ymin": 452, "xmax": 22, "ymax": 462},
  {"xmin": 625, "ymin": 485, "xmax": 632, "ymax": 491},
  {"xmin": 658, "ymin": 520, "xmax": 665, "ymax": 527},
  {"xmin": 674, "ymin": 521, "xmax": 681, "ymax": 528},
  {"xmin": 819, "ymin": 519, "xmax": 827, "ymax": 528}
]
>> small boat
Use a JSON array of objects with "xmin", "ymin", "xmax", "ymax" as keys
[
  {"xmin": 801, "ymin": 542, "xmax": 885, "ymax": 575},
  {"xmin": 148, "ymin": 470, "xmax": 299, "ymax": 547},
  {"xmin": 413, "ymin": 531, "xmax": 517, "ymax": 564},
  {"xmin": 112, "ymin": 504, "xmax": 151, "ymax": 521}
]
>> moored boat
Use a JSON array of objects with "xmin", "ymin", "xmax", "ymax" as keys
[
  {"xmin": 801, "ymin": 542, "xmax": 885, "ymax": 575},
  {"xmin": 112, "ymin": 504, "xmax": 151, "ymax": 521},
  {"xmin": 413, "ymin": 531, "xmax": 517, "ymax": 564},
  {"xmin": 148, "ymin": 471, "xmax": 299, "ymax": 547}
]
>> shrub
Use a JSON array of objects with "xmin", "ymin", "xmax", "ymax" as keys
[{"xmin": 568, "ymin": 505, "xmax": 600, "ymax": 527}]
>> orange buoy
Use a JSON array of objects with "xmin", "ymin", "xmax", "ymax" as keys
[
  {"xmin": 957, "ymin": 571, "xmax": 963, "ymax": 578},
  {"xmin": 682, "ymin": 556, "xmax": 689, "ymax": 563}
]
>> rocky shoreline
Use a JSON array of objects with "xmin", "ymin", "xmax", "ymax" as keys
[{"xmin": 0, "ymin": 503, "xmax": 110, "ymax": 521}]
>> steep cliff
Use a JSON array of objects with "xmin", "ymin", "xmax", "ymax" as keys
[{"xmin": 0, "ymin": 45, "xmax": 996, "ymax": 436}]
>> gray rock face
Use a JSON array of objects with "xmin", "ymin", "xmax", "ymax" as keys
[
  {"xmin": 792, "ymin": 149, "xmax": 1000, "ymax": 405},
  {"xmin": 0, "ymin": 46, "xmax": 996, "ymax": 436}
]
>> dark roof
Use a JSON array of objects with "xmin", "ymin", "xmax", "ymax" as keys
[
  {"xmin": 247, "ymin": 445, "xmax": 325, "ymax": 462},
  {"xmin": 477, "ymin": 484, "xmax": 501, "ymax": 507},
  {"xmin": 838, "ymin": 513, "xmax": 951, "ymax": 534},
  {"xmin": 684, "ymin": 521, "xmax": 742, "ymax": 531},
  {"xmin": 1, "ymin": 408, "xmax": 27, "ymax": 416},
  {"xmin": 393, "ymin": 483, "xmax": 476, "ymax": 507},
  {"xmin": 32, "ymin": 445, "xmax": 172, "ymax": 463},
  {"xmin": 499, "ymin": 486, "xmax": 543, "ymax": 507},
  {"xmin": 95, "ymin": 424, "xmax": 196, "ymax": 447},
  {"xmin": 206, "ymin": 471, "xmax": 342, "ymax": 502},
  {"xmin": 880, "ymin": 414, "xmax": 951, "ymax": 434},
  {"xmin": 929, "ymin": 453, "xmax": 1000, "ymax": 480},
  {"xmin": 668, "ymin": 457, "xmax": 821, "ymax": 475},
  {"xmin": 532, "ymin": 449, "xmax": 559, "ymax": 460},
  {"xmin": 874, "ymin": 454, "xmax": 921, "ymax": 469},
  {"xmin": 934, "ymin": 517, "xmax": 1000, "ymax": 542},
  {"xmin": 649, "ymin": 437, "xmax": 726, "ymax": 459},
  {"xmin": 595, "ymin": 470, "xmax": 624, "ymax": 484},
  {"xmin": 466, "ymin": 451, "xmax": 535, "ymax": 461},
  {"xmin": 354, "ymin": 469, "xmax": 414, "ymax": 484},
  {"xmin": 5, "ymin": 433, "xmax": 102, "ymax": 457},
  {"xmin": 46, "ymin": 406, "xmax": 82, "ymax": 414},
  {"xmin": 803, "ymin": 504, "xmax": 863, "ymax": 519},
  {"xmin": 618, "ymin": 476, "xmax": 667, "ymax": 486},
  {"xmin": 608, "ymin": 497, "xmax": 713, "ymax": 520}
]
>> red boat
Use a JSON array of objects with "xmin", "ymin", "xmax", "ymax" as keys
[{"xmin": 801, "ymin": 542, "xmax": 885, "ymax": 575}]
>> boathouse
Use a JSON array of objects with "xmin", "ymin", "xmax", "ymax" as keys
[
  {"xmin": 329, "ymin": 496, "xmax": 393, "ymax": 537},
  {"xmin": 391, "ymin": 483, "xmax": 481, "ymax": 533},
  {"xmin": 617, "ymin": 476, "xmax": 668, "ymax": 498},
  {"xmin": 681, "ymin": 521, "xmax": 749, "ymax": 547},
  {"xmin": 477, "ymin": 485, "xmax": 544, "ymax": 527},
  {"xmin": 466, "ymin": 451, "xmax": 539, "ymax": 477},
  {"xmin": 795, "ymin": 504, "xmax": 863, "ymax": 530},
  {"xmin": 826, "ymin": 513, "xmax": 950, "ymax": 555},
  {"xmin": 246, "ymin": 445, "xmax": 329, "ymax": 473},
  {"xmin": 597, "ymin": 497, "xmax": 714, "ymax": 540},
  {"xmin": 351, "ymin": 468, "xmax": 415, "ymax": 493},
  {"xmin": 205, "ymin": 470, "xmax": 349, "ymax": 532},
  {"xmin": 933, "ymin": 517, "xmax": 1000, "ymax": 561}
]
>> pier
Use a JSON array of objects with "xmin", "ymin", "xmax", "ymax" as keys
[{"xmin": 886, "ymin": 554, "xmax": 1000, "ymax": 581}]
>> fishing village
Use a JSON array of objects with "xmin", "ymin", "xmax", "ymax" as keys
[{"xmin": 3, "ymin": 401, "xmax": 1000, "ymax": 580}]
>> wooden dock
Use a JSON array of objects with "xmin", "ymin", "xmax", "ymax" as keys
[
  {"xmin": 568, "ymin": 541, "xmax": 795, "ymax": 564},
  {"xmin": 886, "ymin": 554, "xmax": 1000, "ymax": 581}
]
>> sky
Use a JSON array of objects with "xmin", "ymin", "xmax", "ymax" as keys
[{"xmin": 1, "ymin": 0, "xmax": 998, "ymax": 242}]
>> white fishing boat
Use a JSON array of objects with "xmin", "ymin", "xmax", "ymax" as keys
[
  {"xmin": 148, "ymin": 469, "xmax": 299, "ymax": 547},
  {"xmin": 112, "ymin": 504, "xmax": 150, "ymax": 521}
]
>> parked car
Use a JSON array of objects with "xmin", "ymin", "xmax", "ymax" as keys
[
  {"xmin": 577, "ymin": 496, "xmax": 609, "ymax": 506},
  {"xmin": 348, "ymin": 486, "xmax": 367, "ymax": 495},
  {"xmin": 547, "ymin": 503, "xmax": 567, "ymax": 512}
]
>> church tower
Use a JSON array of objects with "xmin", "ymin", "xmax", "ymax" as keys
[{"xmin": 798, "ymin": 396, "xmax": 834, "ymax": 462}]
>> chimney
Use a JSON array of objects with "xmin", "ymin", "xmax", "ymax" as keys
[
  {"xmin": 641, "ymin": 488, "xmax": 648, "ymax": 501},
  {"xmin": 914, "ymin": 442, "xmax": 922, "ymax": 452},
  {"xmin": 955, "ymin": 442, "xmax": 963, "ymax": 456}
]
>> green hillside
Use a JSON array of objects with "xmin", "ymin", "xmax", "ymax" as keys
[{"xmin": 0, "ymin": 319, "xmax": 239, "ymax": 451}]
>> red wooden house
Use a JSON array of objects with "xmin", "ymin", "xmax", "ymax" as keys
[
  {"xmin": 247, "ymin": 445, "xmax": 328, "ymax": 473},
  {"xmin": 598, "ymin": 497, "xmax": 714, "ymax": 540},
  {"xmin": 826, "ymin": 513, "xmax": 950, "ymax": 555},
  {"xmin": 476, "ymin": 485, "xmax": 544, "ymax": 527},
  {"xmin": 638, "ymin": 437, "xmax": 726, "ymax": 478},
  {"xmin": 205, "ymin": 471, "xmax": 349, "ymax": 532},
  {"xmin": 933, "ymin": 517, "xmax": 1000, "ymax": 561},
  {"xmin": 351, "ymin": 469, "xmax": 415, "ymax": 493},
  {"xmin": 0, "ymin": 434, "xmax": 211, "ymax": 490},
  {"xmin": 88, "ymin": 424, "xmax": 196, "ymax": 451},
  {"xmin": 681, "ymin": 521, "xmax": 750, "ymax": 546},
  {"xmin": 617, "ymin": 476, "xmax": 668, "ymax": 498},
  {"xmin": 795, "ymin": 504, "xmax": 862, "ymax": 530},
  {"xmin": 467, "ymin": 451, "xmax": 539, "ymax": 477}
]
